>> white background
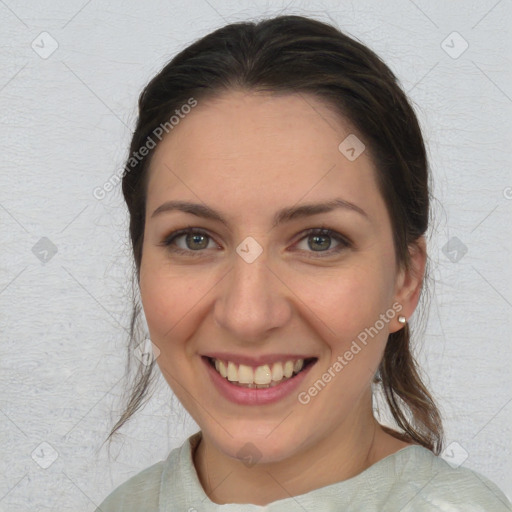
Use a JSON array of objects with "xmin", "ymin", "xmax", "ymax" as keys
[{"xmin": 1, "ymin": 1, "xmax": 511, "ymax": 510}]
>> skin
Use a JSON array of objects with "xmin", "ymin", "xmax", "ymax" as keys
[{"xmin": 139, "ymin": 90, "xmax": 426, "ymax": 505}]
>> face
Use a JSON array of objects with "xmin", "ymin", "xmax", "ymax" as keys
[{"xmin": 139, "ymin": 90, "xmax": 416, "ymax": 463}]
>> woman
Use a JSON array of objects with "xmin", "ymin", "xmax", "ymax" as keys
[{"xmin": 96, "ymin": 15, "xmax": 511, "ymax": 511}]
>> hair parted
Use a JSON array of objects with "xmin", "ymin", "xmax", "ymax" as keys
[{"xmin": 108, "ymin": 14, "xmax": 443, "ymax": 455}]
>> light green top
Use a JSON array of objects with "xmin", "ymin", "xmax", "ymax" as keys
[{"xmin": 95, "ymin": 432, "xmax": 512, "ymax": 511}]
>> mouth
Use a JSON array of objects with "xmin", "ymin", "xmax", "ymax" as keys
[{"xmin": 203, "ymin": 356, "xmax": 318, "ymax": 389}]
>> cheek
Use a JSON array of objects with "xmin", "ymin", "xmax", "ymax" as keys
[
  {"xmin": 289, "ymin": 260, "xmax": 394, "ymax": 395},
  {"xmin": 294, "ymin": 270, "xmax": 393, "ymax": 406},
  {"xmin": 139, "ymin": 258, "xmax": 216, "ymax": 351},
  {"xmin": 293, "ymin": 260, "xmax": 393, "ymax": 338}
]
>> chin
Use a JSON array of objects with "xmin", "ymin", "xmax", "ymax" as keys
[{"xmin": 204, "ymin": 421, "xmax": 310, "ymax": 466}]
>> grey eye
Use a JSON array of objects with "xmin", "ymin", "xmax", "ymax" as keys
[
  {"xmin": 307, "ymin": 233, "xmax": 332, "ymax": 251},
  {"xmin": 184, "ymin": 232, "xmax": 210, "ymax": 250}
]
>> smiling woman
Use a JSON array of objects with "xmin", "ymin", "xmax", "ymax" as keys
[{"xmin": 95, "ymin": 14, "xmax": 512, "ymax": 511}]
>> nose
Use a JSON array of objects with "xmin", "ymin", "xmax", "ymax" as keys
[{"xmin": 213, "ymin": 250, "xmax": 293, "ymax": 343}]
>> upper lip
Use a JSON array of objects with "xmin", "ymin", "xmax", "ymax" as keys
[{"xmin": 202, "ymin": 352, "xmax": 317, "ymax": 367}]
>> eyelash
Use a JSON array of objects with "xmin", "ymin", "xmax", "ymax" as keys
[{"xmin": 159, "ymin": 226, "xmax": 352, "ymax": 258}]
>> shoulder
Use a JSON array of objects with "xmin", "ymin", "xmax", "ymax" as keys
[
  {"xmin": 383, "ymin": 445, "xmax": 512, "ymax": 511},
  {"xmin": 94, "ymin": 431, "xmax": 203, "ymax": 512},
  {"xmin": 94, "ymin": 459, "xmax": 166, "ymax": 512}
]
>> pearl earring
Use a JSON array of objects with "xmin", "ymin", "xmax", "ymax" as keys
[{"xmin": 398, "ymin": 315, "xmax": 406, "ymax": 324}]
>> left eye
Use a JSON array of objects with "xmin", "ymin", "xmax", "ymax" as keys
[{"xmin": 294, "ymin": 228, "xmax": 350, "ymax": 255}]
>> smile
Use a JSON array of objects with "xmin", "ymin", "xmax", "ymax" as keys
[{"xmin": 205, "ymin": 356, "xmax": 317, "ymax": 389}]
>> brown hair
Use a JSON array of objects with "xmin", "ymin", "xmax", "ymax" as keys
[{"xmin": 108, "ymin": 14, "xmax": 443, "ymax": 454}]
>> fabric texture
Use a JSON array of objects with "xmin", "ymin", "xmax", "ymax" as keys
[{"xmin": 95, "ymin": 431, "xmax": 512, "ymax": 511}]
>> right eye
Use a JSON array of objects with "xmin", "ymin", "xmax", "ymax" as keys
[{"xmin": 160, "ymin": 228, "xmax": 220, "ymax": 255}]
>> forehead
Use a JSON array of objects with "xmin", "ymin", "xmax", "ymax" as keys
[{"xmin": 145, "ymin": 90, "xmax": 385, "ymax": 220}]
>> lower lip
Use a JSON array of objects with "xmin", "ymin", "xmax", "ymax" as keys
[{"xmin": 202, "ymin": 357, "xmax": 315, "ymax": 406}]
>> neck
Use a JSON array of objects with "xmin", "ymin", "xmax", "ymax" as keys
[{"xmin": 193, "ymin": 395, "xmax": 394, "ymax": 505}]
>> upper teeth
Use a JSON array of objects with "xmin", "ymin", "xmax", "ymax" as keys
[{"xmin": 213, "ymin": 358, "xmax": 305, "ymax": 385}]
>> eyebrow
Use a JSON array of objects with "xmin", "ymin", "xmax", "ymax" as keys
[{"xmin": 150, "ymin": 198, "xmax": 369, "ymax": 227}]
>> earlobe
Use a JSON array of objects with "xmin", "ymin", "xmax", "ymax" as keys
[
  {"xmin": 391, "ymin": 235, "xmax": 427, "ymax": 331},
  {"xmin": 389, "ymin": 308, "xmax": 407, "ymax": 334}
]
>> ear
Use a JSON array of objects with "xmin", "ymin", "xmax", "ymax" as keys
[{"xmin": 389, "ymin": 235, "xmax": 427, "ymax": 333}]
